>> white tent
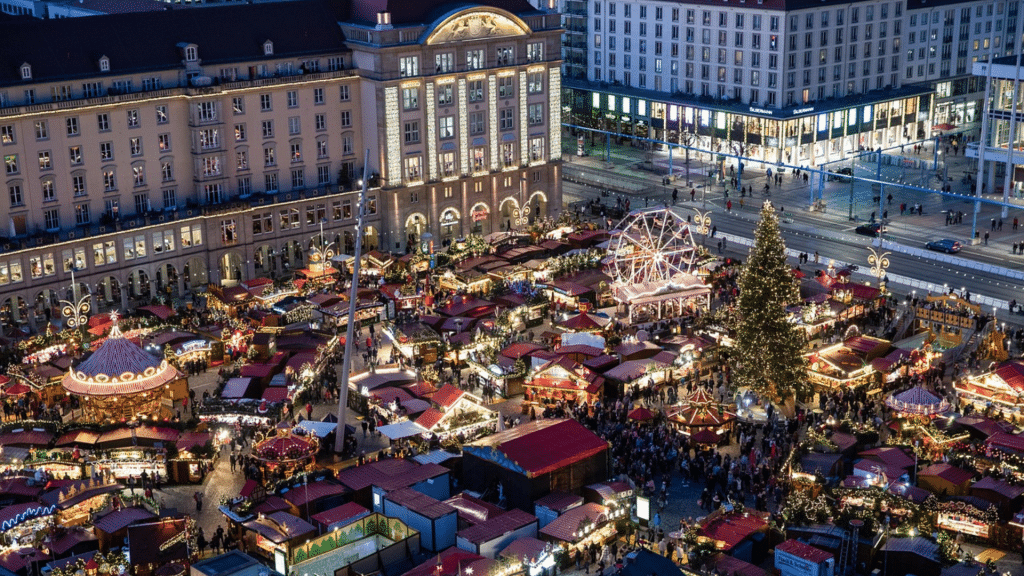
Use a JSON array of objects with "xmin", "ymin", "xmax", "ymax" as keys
[{"xmin": 377, "ymin": 420, "xmax": 429, "ymax": 440}]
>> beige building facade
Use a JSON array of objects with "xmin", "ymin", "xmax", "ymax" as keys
[{"xmin": 0, "ymin": 0, "xmax": 563, "ymax": 329}]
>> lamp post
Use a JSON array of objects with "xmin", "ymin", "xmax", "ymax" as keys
[
  {"xmin": 866, "ymin": 247, "xmax": 891, "ymax": 291},
  {"xmin": 59, "ymin": 267, "xmax": 90, "ymax": 330},
  {"xmin": 693, "ymin": 208, "xmax": 712, "ymax": 247}
]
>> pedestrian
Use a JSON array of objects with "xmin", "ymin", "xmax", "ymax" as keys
[
  {"xmin": 985, "ymin": 231, "xmax": 990, "ymax": 245},
  {"xmin": 998, "ymin": 219, "xmax": 1003, "ymax": 231},
  {"xmin": 690, "ymin": 188, "xmax": 696, "ymax": 201},
  {"xmin": 726, "ymin": 200, "xmax": 732, "ymax": 212},
  {"xmin": 711, "ymin": 225, "xmax": 717, "ymax": 237},
  {"xmin": 194, "ymin": 491, "xmax": 203, "ymax": 512},
  {"xmin": 672, "ymin": 188, "xmax": 678, "ymax": 204}
]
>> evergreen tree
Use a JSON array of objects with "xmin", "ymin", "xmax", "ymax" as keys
[{"xmin": 733, "ymin": 201, "xmax": 809, "ymax": 403}]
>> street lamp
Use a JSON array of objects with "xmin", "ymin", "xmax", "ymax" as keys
[
  {"xmin": 866, "ymin": 247, "xmax": 891, "ymax": 291},
  {"xmin": 59, "ymin": 267, "xmax": 90, "ymax": 329},
  {"xmin": 693, "ymin": 208, "xmax": 712, "ymax": 247}
]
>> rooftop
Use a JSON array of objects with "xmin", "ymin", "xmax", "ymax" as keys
[
  {"xmin": 457, "ymin": 509, "xmax": 537, "ymax": 544},
  {"xmin": 464, "ymin": 419, "xmax": 608, "ymax": 478}
]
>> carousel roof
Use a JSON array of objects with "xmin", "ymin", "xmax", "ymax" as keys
[
  {"xmin": 62, "ymin": 313, "xmax": 180, "ymax": 397},
  {"xmin": 252, "ymin": 430, "xmax": 318, "ymax": 463},
  {"xmin": 885, "ymin": 386, "xmax": 950, "ymax": 415},
  {"xmin": 685, "ymin": 387, "xmax": 717, "ymax": 406}
]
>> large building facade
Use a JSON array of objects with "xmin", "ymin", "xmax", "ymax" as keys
[
  {"xmin": 563, "ymin": 0, "xmax": 1022, "ymax": 168},
  {"xmin": 0, "ymin": 0, "xmax": 562, "ymax": 329}
]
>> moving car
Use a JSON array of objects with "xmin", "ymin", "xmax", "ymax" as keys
[
  {"xmin": 835, "ymin": 167, "xmax": 854, "ymax": 182},
  {"xmin": 925, "ymin": 239, "xmax": 962, "ymax": 253},
  {"xmin": 855, "ymin": 222, "xmax": 885, "ymax": 236}
]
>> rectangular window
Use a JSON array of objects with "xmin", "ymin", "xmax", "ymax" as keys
[
  {"xmin": 467, "ymin": 50, "xmax": 485, "ymax": 70},
  {"xmin": 265, "ymin": 173, "xmax": 279, "ymax": 193},
  {"xmin": 315, "ymin": 114, "xmax": 326, "ymax": 132},
  {"xmin": 130, "ymin": 137, "xmax": 142, "ymax": 156},
  {"xmin": 404, "ymin": 156, "xmax": 422, "ymax": 180},
  {"xmin": 76, "ymin": 204, "xmax": 91, "ymax": 226},
  {"xmin": 45, "ymin": 209, "xmax": 59, "ymax": 231},
  {"xmin": 35, "ymin": 121, "xmax": 48, "ymax": 140},
  {"xmin": 197, "ymin": 101, "xmax": 217, "ymax": 122},
  {"xmin": 339, "ymin": 85, "xmax": 350, "ymax": 101},
  {"xmin": 235, "ymin": 124, "xmax": 246, "ymax": 142},
  {"xmin": 439, "ymin": 116, "xmax": 454, "ymax": 139},
  {"xmin": 287, "ymin": 91, "xmax": 298, "ymax": 108},
  {"xmin": 405, "ymin": 122, "xmax": 421, "ymax": 144},
  {"xmin": 291, "ymin": 169, "xmax": 304, "ymax": 189},
  {"xmin": 66, "ymin": 117, "xmax": 80, "ymax": 136},
  {"xmin": 340, "ymin": 110, "xmax": 352, "ymax": 127},
  {"xmin": 180, "ymin": 225, "xmax": 202, "ymax": 248},
  {"xmin": 72, "ymin": 175, "xmax": 85, "ymax": 196},
  {"xmin": 403, "ymin": 88, "xmax": 419, "ymax": 110},
  {"xmin": 163, "ymin": 188, "xmax": 176, "ymax": 210},
  {"xmin": 528, "ymin": 103, "xmax": 544, "ymax": 125},
  {"xmin": 159, "ymin": 134, "xmax": 171, "ymax": 152},
  {"xmin": 527, "ymin": 42, "xmax": 544, "ymax": 62},
  {"xmin": 221, "ymin": 219, "xmax": 237, "ymax": 245},
  {"xmin": 318, "ymin": 165, "xmax": 331, "ymax": 185},
  {"xmin": 435, "ymin": 53, "xmax": 455, "ymax": 73},
  {"xmin": 528, "ymin": 72, "xmax": 543, "ymax": 94},
  {"xmin": 260, "ymin": 94, "xmax": 272, "ymax": 111},
  {"xmin": 8, "ymin": 184, "xmax": 22, "ymax": 207},
  {"xmin": 42, "ymin": 180, "xmax": 55, "ymax": 202},
  {"xmin": 38, "ymin": 151, "xmax": 52, "ymax": 170},
  {"xmin": 500, "ymin": 108, "xmax": 515, "ymax": 131},
  {"xmin": 133, "ymin": 165, "xmax": 146, "ymax": 186},
  {"xmin": 468, "ymin": 80, "xmax": 483, "ymax": 102},
  {"xmin": 437, "ymin": 85, "xmax": 453, "ymax": 106},
  {"xmin": 156, "ymin": 105, "xmax": 168, "ymax": 124},
  {"xmin": 264, "ymin": 147, "xmax": 276, "ymax": 167},
  {"xmin": 318, "ymin": 140, "xmax": 329, "ymax": 159},
  {"xmin": 262, "ymin": 121, "xmax": 274, "ymax": 139},
  {"xmin": 103, "ymin": 169, "xmax": 117, "ymax": 191},
  {"xmin": 313, "ymin": 88, "xmax": 324, "ymax": 105},
  {"xmin": 200, "ymin": 128, "xmax": 220, "ymax": 149},
  {"xmin": 289, "ymin": 117, "xmax": 301, "ymax": 135},
  {"xmin": 470, "ymin": 112, "xmax": 484, "ymax": 135},
  {"xmin": 400, "ymin": 56, "xmax": 419, "ymax": 78},
  {"xmin": 126, "ymin": 109, "xmax": 140, "ymax": 128},
  {"xmin": 5, "ymin": 154, "xmax": 19, "ymax": 175},
  {"xmin": 290, "ymin": 143, "xmax": 301, "ymax": 162}
]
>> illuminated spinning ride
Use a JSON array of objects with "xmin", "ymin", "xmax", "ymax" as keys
[
  {"xmin": 607, "ymin": 207, "xmax": 711, "ymax": 324},
  {"xmin": 62, "ymin": 311, "xmax": 182, "ymax": 423}
]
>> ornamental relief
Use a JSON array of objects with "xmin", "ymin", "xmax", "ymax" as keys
[{"xmin": 427, "ymin": 11, "xmax": 529, "ymax": 44}]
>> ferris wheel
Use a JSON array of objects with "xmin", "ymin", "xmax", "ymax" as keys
[{"xmin": 607, "ymin": 207, "xmax": 700, "ymax": 287}]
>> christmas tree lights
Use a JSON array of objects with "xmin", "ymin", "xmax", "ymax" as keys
[{"xmin": 732, "ymin": 202, "xmax": 810, "ymax": 403}]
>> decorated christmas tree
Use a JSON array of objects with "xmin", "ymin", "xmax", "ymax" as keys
[{"xmin": 733, "ymin": 201, "xmax": 809, "ymax": 403}]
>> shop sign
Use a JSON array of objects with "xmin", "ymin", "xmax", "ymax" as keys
[
  {"xmin": 160, "ymin": 531, "xmax": 186, "ymax": 553},
  {"xmin": 749, "ymin": 107, "xmax": 774, "ymax": 116},
  {"xmin": 937, "ymin": 512, "xmax": 989, "ymax": 538},
  {"xmin": 440, "ymin": 211, "xmax": 459, "ymax": 226},
  {"xmin": 793, "ymin": 106, "xmax": 815, "ymax": 115},
  {"xmin": 0, "ymin": 504, "xmax": 56, "ymax": 531},
  {"xmin": 472, "ymin": 208, "xmax": 489, "ymax": 222},
  {"xmin": 775, "ymin": 548, "xmax": 821, "ymax": 576},
  {"xmin": 176, "ymin": 339, "xmax": 210, "ymax": 355}
]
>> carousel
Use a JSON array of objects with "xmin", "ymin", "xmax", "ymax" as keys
[
  {"xmin": 62, "ymin": 312, "xmax": 184, "ymax": 423},
  {"xmin": 251, "ymin": 427, "xmax": 319, "ymax": 483},
  {"xmin": 665, "ymin": 387, "xmax": 735, "ymax": 440},
  {"xmin": 885, "ymin": 386, "xmax": 951, "ymax": 417}
]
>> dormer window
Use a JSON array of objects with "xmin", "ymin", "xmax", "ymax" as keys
[
  {"xmin": 20, "ymin": 63, "xmax": 31, "ymax": 80},
  {"xmin": 263, "ymin": 40, "xmax": 274, "ymax": 56},
  {"xmin": 185, "ymin": 46, "xmax": 198, "ymax": 62},
  {"xmin": 99, "ymin": 56, "xmax": 110, "ymax": 72}
]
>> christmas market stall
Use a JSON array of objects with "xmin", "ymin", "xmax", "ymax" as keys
[
  {"xmin": 538, "ymin": 503, "xmax": 618, "ymax": 566},
  {"xmin": 125, "ymin": 517, "xmax": 191, "ymax": 576},
  {"xmin": 955, "ymin": 360, "xmax": 1024, "ymax": 423},
  {"xmin": 805, "ymin": 336, "xmax": 892, "ymax": 393},
  {"xmin": 0, "ymin": 502, "xmax": 57, "ymax": 549},
  {"xmin": 241, "ymin": 512, "xmax": 317, "ymax": 570},
  {"xmin": 385, "ymin": 322, "xmax": 441, "ymax": 364},
  {"xmin": 523, "ymin": 357, "xmax": 604, "ymax": 407},
  {"xmin": 414, "ymin": 384, "xmax": 498, "ymax": 442},
  {"xmin": 40, "ymin": 477, "xmax": 123, "ymax": 526},
  {"xmin": 168, "ymin": 431, "xmax": 214, "ymax": 483},
  {"xmin": 913, "ymin": 294, "xmax": 981, "ymax": 351}
]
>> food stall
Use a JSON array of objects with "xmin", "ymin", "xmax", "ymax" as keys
[
  {"xmin": 41, "ymin": 478, "xmax": 123, "ymax": 526},
  {"xmin": 538, "ymin": 503, "xmax": 619, "ymax": 567},
  {"xmin": 0, "ymin": 502, "xmax": 57, "ymax": 548},
  {"xmin": 92, "ymin": 448, "xmax": 167, "ymax": 480},
  {"xmin": 168, "ymin": 431, "xmax": 214, "ymax": 484}
]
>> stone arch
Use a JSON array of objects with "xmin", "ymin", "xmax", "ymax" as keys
[
  {"xmin": 363, "ymin": 225, "xmax": 378, "ymax": 251},
  {"xmin": 156, "ymin": 263, "xmax": 179, "ymax": 298},
  {"xmin": 527, "ymin": 191, "xmax": 548, "ymax": 223},
  {"xmin": 33, "ymin": 289, "xmax": 59, "ymax": 324},
  {"xmin": 405, "ymin": 213, "xmax": 428, "ymax": 252},
  {"xmin": 183, "ymin": 257, "xmax": 208, "ymax": 292},
  {"xmin": 0, "ymin": 295, "xmax": 29, "ymax": 329},
  {"xmin": 254, "ymin": 244, "xmax": 276, "ymax": 277},
  {"xmin": 282, "ymin": 240, "xmax": 304, "ymax": 270},
  {"xmin": 439, "ymin": 207, "xmax": 461, "ymax": 245},
  {"xmin": 95, "ymin": 276, "xmax": 122, "ymax": 311},
  {"xmin": 219, "ymin": 251, "xmax": 244, "ymax": 286},
  {"xmin": 469, "ymin": 202, "xmax": 491, "ymax": 236},
  {"xmin": 127, "ymin": 268, "xmax": 151, "ymax": 300},
  {"xmin": 499, "ymin": 197, "xmax": 520, "ymax": 230}
]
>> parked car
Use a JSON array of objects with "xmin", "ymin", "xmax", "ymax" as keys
[
  {"xmin": 925, "ymin": 239, "xmax": 962, "ymax": 253},
  {"xmin": 855, "ymin": 222, "xmax": 885, "ymax": 236}
]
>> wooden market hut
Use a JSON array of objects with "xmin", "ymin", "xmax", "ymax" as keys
[{"xmin": 462, "ymin": 419, "xmax": 609, "ymax": 512}]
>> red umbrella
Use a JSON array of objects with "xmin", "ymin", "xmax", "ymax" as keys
[
  {"xmin": 628, "ymin": 407, "xmax": 657, "ymax": 421},
  {"xmin": 689, "ymin": 430, "xmax": 721, "ymax": 445}
]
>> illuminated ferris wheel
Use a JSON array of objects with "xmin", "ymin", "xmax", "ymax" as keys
[{"xmin": 608, "ymin": 207, "xmax": 700, "ymax": 287}]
